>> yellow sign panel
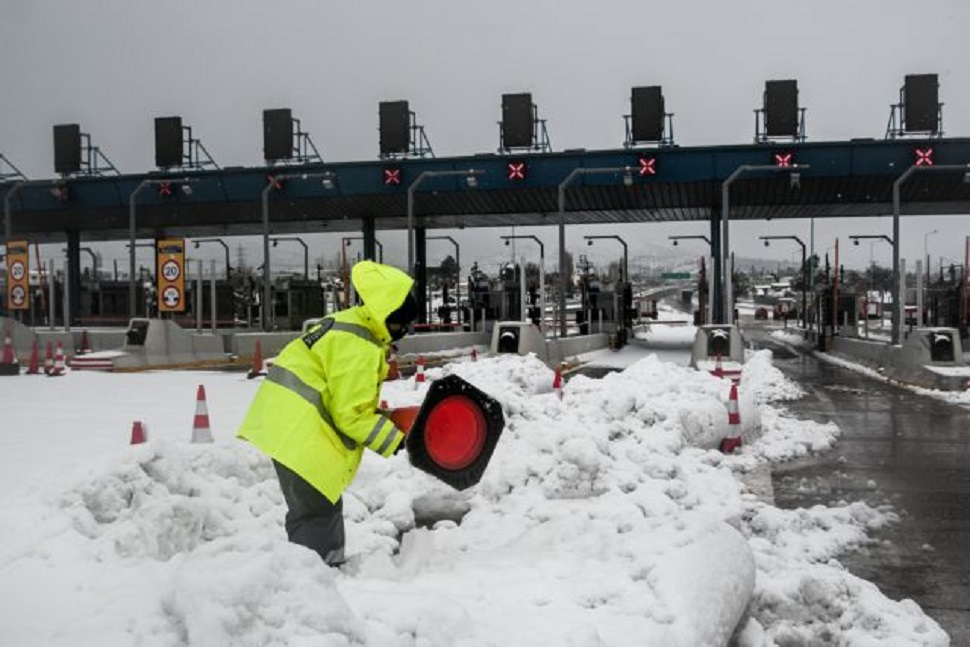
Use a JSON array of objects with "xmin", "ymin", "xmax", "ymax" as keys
[
  {"xmin": 156, "ymin": 237, "xmax": 186, "ymax": 313},
  {"xmin": 5, "ymin": 240, "xmax": 30, "ymax": 311}
]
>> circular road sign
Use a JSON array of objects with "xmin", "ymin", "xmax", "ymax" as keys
[
  {"xmin": 10, "ymin": 284, "xmax": 26, "ymax": 306},
  {"xmin": 161, "ymin": 286, "xmax": 182, "ymax": 308},
  {"xmin": 9, "ymin": 260, "xmax": 26, "ymax": 282},
  {"xmin": 161, "ymin": 259, "xmax": 181, "ymax": 283}
]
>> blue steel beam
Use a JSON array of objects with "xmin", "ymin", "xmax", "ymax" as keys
[{"xmin": 4, "ymin": 137, "xmax": 970, "ymax": 243}]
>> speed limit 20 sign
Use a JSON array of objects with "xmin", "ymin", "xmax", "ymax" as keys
[
  {"xmin": 5, "ymin": 240, "xmax": 30, "ymax": 311},
  {"xmin": 156, "ymin": 238, "xmax": 186, "ymax": 313}
]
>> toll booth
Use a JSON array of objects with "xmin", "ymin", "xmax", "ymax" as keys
[{"xmin": 272, "ymin": 277, "xmax": 326, "ymax": 331}]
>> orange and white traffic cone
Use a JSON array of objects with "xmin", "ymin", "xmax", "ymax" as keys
[
  {"xmin": 386, "ymin": 346, "xmax": 400, "ymax": 381},
  {"xmin": 191, "ymin": 385, "xmax": 214, "ymax": 443},
  {"xmin": 719, "ymin": 384, "xmax": 742, "ymax": 454},
  {"xmin": 553, "ymin": 364, "xmax": 564, "ymax": 401},
  {"xmin": 43, "ymin": 341, "xmax": 54, "ymax": 375},
  {"xmin": 0, "ymin": 329, "xmax": 18, "ymax": 376},
  {"xmin": 77, "ymin": 329, "xmax": 91, "ymax": 355},
  {"xmin": 413, "ymin": 356, "xmax": 426, "ymax": 391},
  {"xmin": 26, "ymin": 339, "xmax": 40, "ymax": 375},
  {"xmin": 247, "ymin": 340, "xmax": 266, "ymax": 379},
  {"xmin": 1, "ymin": 331, "xmax": 15, "ymax": 365},
  {"xmin": 712, "ymin": 354, "xmax": 724, "ymax": 379},
  {"xmin": 130, "ymin": 420, "xmax": 147, "ymax": 445},
  {"xmin": 48, "ymin": 341, "xmax": 66, "ymax": 377}
]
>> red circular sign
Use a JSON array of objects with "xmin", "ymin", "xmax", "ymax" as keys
[
  {"xmin": 423, "ymin": 395, "xmax": 487, "ymax": 470},
  {"xmin": 9, "ymin": 260, "xmax": 26, "ymax": 281},
  {"xmin": 161, "ymin": 259, "xmax": 181, "ymax": 282},
  {"xmin": 10, "ymin": 284, "xmax": 26, "ymax": 306},
  {"xmin": 161, "ymin": 285, "xmax": 181, "ymax": 308}
]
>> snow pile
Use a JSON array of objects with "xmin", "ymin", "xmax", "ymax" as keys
[{"xmin": 0, "ymin": 353, "xmax": 948, "ymax": 646}]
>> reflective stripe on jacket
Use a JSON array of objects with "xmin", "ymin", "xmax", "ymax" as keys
[{"xmin": 237, "ymin": 261, "xmax": 413, "ymax": 503}]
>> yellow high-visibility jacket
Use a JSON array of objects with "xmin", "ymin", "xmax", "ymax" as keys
[{"xmin": 237, "ymin": 261, "xmax": 413, "ymax": 503}]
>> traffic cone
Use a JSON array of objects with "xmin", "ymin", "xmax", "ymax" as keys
[
  {"xmin": 26, "ymin": 340, "xmax": 40, "ymax": 374},
  {"xmin": 386, "ymin": 346, "xmax": 400, "ymax": 381},
  {"xmin": 77, "ymin": 329, "xmax": 91, "ymax": 355},
  {"xmin": 191, "ymin": 384, "xmax": 214, "ymax": 443},
  {"xmin": 247, "ymin": 340, "xmax": 266, "ymax": 379},
  {"xmin": 471, "ymin": 348, "xmax": 478, "ymax": 362},
  {"xmin": 48, "ymin": 341, "xmax": 66, "ymax": 377},
  {"xmin": 712, "ymin": 354, "xmax": 724, "ymax": 379},
  {"xmin": 553, "ymin": 364, "xmax": 563, "ymax": 401},
  {"xmin": 719, "ymin": 384, "xmax": 742, "ymax": 454},
  {"xmin": 130, "ymin": 420, "xmax": 147, "ymax": 445},
  {"xmin": 1, "ymin": 332, "xmax": 15, "ymax": 365},
  {"xmin": 413, "ymin": 355, "xmax": 426, "ymax": 390},
  {"xmin": 44, "ymin": 341, "xmax": 54, "ymax": 375}
]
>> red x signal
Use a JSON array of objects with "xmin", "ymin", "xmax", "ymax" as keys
[
  {"xmin": 508, "ymin": 161, "xmax": 526, "ymax": 181},
  {"xmin": 638, "ymin": 156, "xmax": 656, "ymax": 176},
  {"xmin": 267, "ymin": 174, "xmax": 284, "ymax": 190},
  {"xmin": 383, "ymin": 167, "xmax": 402, "ymax": 186},
  {"xmin": 915, "ymin": 148, "xmax": 934, "ymax": 166},
  {"xmin": 774, "ymin": 153, "xmax": 793, "ymax": 168},
  {"xmin": 158, "ymin": 182, "xmax": 172, "ymax": 196}
]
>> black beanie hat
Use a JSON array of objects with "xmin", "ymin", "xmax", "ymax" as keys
[{"xmin": 385, "ymin": 292, "xmax": 418, "ymax": 337}]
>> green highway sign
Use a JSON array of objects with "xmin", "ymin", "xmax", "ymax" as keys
[{"xmin": 661, "ymin": 272, "xmax": 691, "ymax": 279}]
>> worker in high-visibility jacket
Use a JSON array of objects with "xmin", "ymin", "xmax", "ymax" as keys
[{"xmin": 238, "ymin": 261, "xmax": 418, "ymax": 565}]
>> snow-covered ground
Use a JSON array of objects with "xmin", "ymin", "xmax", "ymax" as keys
[{"xmin": 0, "ymin": 347, "xmax": 949, "ymax": 645}]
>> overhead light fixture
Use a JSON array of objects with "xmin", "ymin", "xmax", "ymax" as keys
[
  {"xmin": 322, "ymin": 173, "xmax": 336, "ymax": 190},
  {"xmin": 466, "ymin": 174, "xmax": 478, "ymax": 188},
  {"xmin": 963, "ymin": 169, "xmax": 970, "ymax": 184},
  {"xmin": 789, "ymin": 172, "xmax": 800, "ymax": 190},
  {"xmin": 623, "ymin": 171, "xmax": 633, "ymax": 186},
  {"xmin": 586, "ymin": 239, "xmax": 593, "ymax": 246},
  {"xmin": 181, "ymin": 184, "xmax": 193, "ymax": 195},
  {"xmin": 764, "ymin": 240, "xmax": 770, "ymax": 247},
  {"xmin": 672, "ymin": 239, "xmax": 679, "ymax": 246}
]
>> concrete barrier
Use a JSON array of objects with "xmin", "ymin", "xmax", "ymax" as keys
[
  {"xmin": 400, "ymin": 330, "xmax": 489, "ymax": 356},
  {"xmin": 690, "ymin": 325, "xmax": 745, "ymax": 377},
  {"xmin": 487, "ymin": 321, "xmax": 610, "ymax": 368},
  {"xmin": 828, "ymin": 327, "xmax": 969, "ymax": 391},
  {"xmin": 112, "ymin": 319, "xmax": 225, "ymax": 369}
]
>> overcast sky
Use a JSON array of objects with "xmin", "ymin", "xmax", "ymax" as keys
[{"xmin": 1, "ymin": 0, "xmax": 968, "ymax": 275}]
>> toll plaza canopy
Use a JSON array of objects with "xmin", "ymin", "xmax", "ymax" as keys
[{"xmin": 4, "ymin": 137, "xmax": 970, "ymax": 244}]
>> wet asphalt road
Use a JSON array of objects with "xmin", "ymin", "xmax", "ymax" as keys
[{"xmin": 749, "ymin": 329, "xmax": 970, "ymax": 643}]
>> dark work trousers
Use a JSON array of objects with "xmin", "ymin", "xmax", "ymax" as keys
[{"xmin": 272, "ymin": 460, "xmax": 346, "ymax": 566}]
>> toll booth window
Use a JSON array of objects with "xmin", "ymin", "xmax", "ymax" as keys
[
  {"xmin": 708, "ymin": 329, "xmax": 731, "ymax": 358},
  {"xmin": 497, "ymin": 327, "xmax": 520, "ymax": 354},
  {"xmin": 929, "ymin": 333, "xmax": 954, "ymax": 362},
  {"xmin": 126, "ymin": 320, "xmax": 150, "ymax": 346}
]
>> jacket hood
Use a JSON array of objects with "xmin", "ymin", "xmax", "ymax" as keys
[{"xmin": 351, "ymin": 261, "xmax": 415, "ymax": 343}]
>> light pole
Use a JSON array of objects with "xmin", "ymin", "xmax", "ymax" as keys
[
  {"xmin": 129, "ymin": 177, "xmax": 196, "ymax": 319},
  {"xmin": 892, "ymin": 164, "xmax": 970, "ymax": 345},
  {"xmin": 261, "ymin": 171, "xmax": 335, "ymax": 330},
  {"xmin": 721, "ymin": 164, "xmax": 808, "ymax": 325},
  {"xmin": 344, "ymin": 236, "xmax": 384, "ymax": 263},
  {"xmin": 193, "ymin": 238, "xmax": 231, "ymax": 279},
  {"xmin": 428, "ymin": 235, "xmax": 461, "ymax": 325},
  {"xmin": 271, "ymin": 236, "xmax": 309, "ymax": 281},
  {"xmin": 501, "ymin": 234, "xmax": 545, "ymax": 329},
  {"xmin": 759, "ymin": 235, "xmax": 807, "ymax": 327},
  {"xmin": 669, "ymin": 235, "xmax": 711, "ymax": 247},
  {"xmin": 407, "ymin": 169, "xmax": 483, "ymax": 276},
  {"xmin": 583, "ymin": 235, "xmax": 628, "ymax": 284},
  {"xmin": 850, "ymin": 235, "xmax": 894, "ymax": 330},
  {"xmin": 558, "ymin": 166, "xmax": 632, "ymax": 337}
]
